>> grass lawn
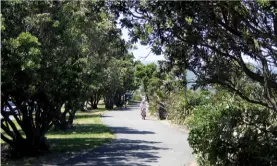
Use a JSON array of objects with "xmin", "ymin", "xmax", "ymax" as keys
[{"xmin": 1, "ymin": 105, "xmax": 114, "ymax": 165}]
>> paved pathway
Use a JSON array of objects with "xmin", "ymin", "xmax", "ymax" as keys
[{"xmin": 62, "ymin": 104, "xmax": 194, "ymax": 166}]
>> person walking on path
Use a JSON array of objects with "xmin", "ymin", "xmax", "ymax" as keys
[{"xmin": 140, "ymin": 97, "xmax": 148, "ymax": 120}]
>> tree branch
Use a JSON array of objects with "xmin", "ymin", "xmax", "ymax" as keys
[
  {"xmin": 1, "ymin": 119, "xmax": 15, "ymax": 140},
  {"xmin": 1, "ymin": 133, "xmax": 14, "ymax": 145},
  {"xmin": 201, "ymin": 42, "xmax": 277, "ymax": 89},
  {"xmin": 209, "ymin": 78, "xmax": 270, "ymax": 107},
  {"xmin": 238, "ymin": 54, "xmax": 277, "ymax": 89}
]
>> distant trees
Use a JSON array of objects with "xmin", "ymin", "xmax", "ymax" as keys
[{"xmin": 134, "ymin": 62, "xmax": 161, "ymax": 102}]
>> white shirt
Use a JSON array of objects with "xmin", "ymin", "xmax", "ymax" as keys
[{"xmin": 140, "ymin": 102, "xmax": 148, "ymax": 110}]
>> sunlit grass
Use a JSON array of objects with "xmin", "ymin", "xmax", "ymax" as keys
[
  {"xmin": 47, "ymin": 108, "xmax": 114, "ymax": 152},
  {"xmin": 1, "ymin": 105, "xmax": 115, "ymax": 165}
]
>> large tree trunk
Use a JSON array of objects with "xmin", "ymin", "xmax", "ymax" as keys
[
  {"xmin": 143, "ymin": 85, "xmax": 150, "ymax": 102},
  {"xmin": 114, "ymin": 92, "xmax": 124, "ymax": 107},
  {"xmin": 183, "ymin": 70, "xmax": 188, "ymax": 103},
  {"xmin": 80, "ymin": 101, "xmax": 86, "ymax": 112},
  {"xmin": 67, "ymin": 111, "xmax": 75, "ymax": 129},
  {"xmin": 54, "ymin": 102, "xmax": 76, "ymax": 130},
  {"xmin": 55, "ymin": 112, "xmax": 68, "ymax": 130},
  {"xmin": 91, "ymin": 96, "xmax": 98, "ymax": 109},
  {"xmin": 104, "ymin": 94, "xmax": 114, "ymax": 110},
  {"xmin": 89, "ymin": 91, "xmax": 101, "ymax": 109},
  {"xmin": 158, "ymin": 102, "xmax": 167, "ymax": 120},
  {"xmin": 146, "ymin": 93, "xmax": 150, "ymax": 103},
  {"xmin": 1, "ymin": 98, "xmax": 56, "ymax": 158}
]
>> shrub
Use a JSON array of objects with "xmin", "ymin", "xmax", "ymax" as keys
[
  {"xmin": 165, "ymin": 90, "xmax": 210, "ymax": 124},
  {"xmin": 148, "ymin": 90, "xmax": 210, "ymax": 122},
  {"xmin": 187, "ymin": 100, "xmax": 277, "ymax": 165},
  {"xmin": 132, "ymin": 94, "xmax": 142, "ymax": 101},
  {"xmin": 148, "ymin": 95, "xmax": 160, "ymax": 116}
]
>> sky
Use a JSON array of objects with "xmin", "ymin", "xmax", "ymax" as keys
[{"xmin": 121, "ymin": 28, "xmax": 165, "ymax": 64}]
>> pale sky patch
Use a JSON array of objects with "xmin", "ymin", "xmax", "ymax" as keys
[
  {"xmin": 121, "ymin": 27, "xmax": 165, "ymax": 63},
  {"xmin": 241, "ymin": 54, "xmax": 257, "ymax": 65}
]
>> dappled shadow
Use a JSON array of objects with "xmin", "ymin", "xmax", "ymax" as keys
[
  {"xmin": 48, "ymin": 123, "xmax": 112, "ymax": 135},
  {"xmin": 100, "ymin": 115, "xmax": 112, "ymax": 118},
  {"xmin": 0, "ymin": 137, "xmax": 114, "ymax": 166},
  {"xmin": 85, "ymin": 107, "xmax": 106, "ymax": 112},
  {"xmin": 47, "ymin": 126, "xmax": 158, "ymax": 165},
  {"xmin": 79, "ymin": 108, "xmax": 106, "ymax": 113},
  {"xmin": 74, "ymin": 114, "xmax": 100, "ymax": 119},
  {"xmin": 10, "ymin": 129, "xmax": 165, "ymax": 166},
  {"xmin": 48, "ymin": 124, "xmax": 154, "ymax": 136},
  {"xmin": 2, "ymin": 102, "xmax": 163, "ymax": 166},
  {"xmin": 61, "ymin": 138, "xmax": 168, "ymax": 166},
  {"xmin": 48, "ymin": 137, "xmax": 113, "ymax": 152},
  {"xmin": 109, "ymin": 126, "xmax": 155, "ymax": 135}
]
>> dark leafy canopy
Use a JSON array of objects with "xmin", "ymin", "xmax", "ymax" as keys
[
  {"xmin": 111, "ymin": 1, "xmax": 277, "ymax": 111},
  {"xmin": 1, "ymin": 1, "xmax": 134, "ymax": 157}
]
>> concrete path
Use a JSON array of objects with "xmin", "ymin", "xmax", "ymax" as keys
[{"xmin": 62, "ymin": 104, "xmax": 194, "ymax": 166}]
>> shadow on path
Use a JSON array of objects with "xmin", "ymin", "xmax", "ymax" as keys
[
  {"xmin": 109, "ymin": 126, "xmax": 155, "ymax": 135},
  {"xmin": 59, "ymin": 103, "xmax": 171, "ymax": 166},
  {"xmin": 61, "ymin": 138, "xmax": 168, "ymax": 166}
]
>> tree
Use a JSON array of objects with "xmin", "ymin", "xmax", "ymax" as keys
[
  {"xmin": 113, "ymin": 54, "xmax": 138, "ymax": 107},
  {"xmin": 1, "ymin": 0, "xmax": 128, "ymax": 156},
  {"xmin": 1, "ymin": 1, "xmax": 65, "ymax": 156},
  {"xmin": 111, "ymin": 1, "xmax": 277, "ymax": 112},
  {"xmin": 134, "ymin": 63, "xmax": 159, "ymax": 102},
  {"xmin": 102, "ymin": 54, "xmax": 138, "ymax": 109},
  {"xmin": 108, "ymin": 2, "xmax": 277, "ymax": 164}
]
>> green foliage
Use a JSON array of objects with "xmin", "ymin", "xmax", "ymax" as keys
[
  {"xmin": 187, "ymin": 98, "xmax": 277, "ymax": 165},
  {"xmin": 134, "ymin": 62, "xmax": 160, "ymax": 102},
  {"xmin": 148, "ymin": 88, "xmax": 210, "ymax": 123},
  {"xmin": 165, "ymin": 90, "xmax": 209, "ymax": 125},
  {"xmin": 1, "ymin": 1, "xmax": 137, "ymax": 157},
  {"xmin": 114, "ymin": 1, "xmax": 277, "ymax": 111},
  {"xmin": 101, "ymin": 56, "xmax": 138, "ymax": 109},
  {"xmin": 6, "ymin": 32, "xmax": 42, "ymax": 70},
  {"xmin": 132, "ymin": 92, "xmax": 142, "ymax": 101},
  {"xmin": 110, "ymin": 1, "xmax": 277, "ymax": 165}
]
